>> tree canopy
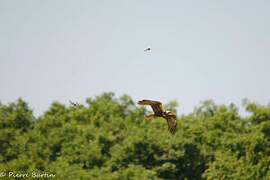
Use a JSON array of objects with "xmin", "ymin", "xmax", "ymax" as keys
[{"xmin": 0, "ymin": 93, "xmax": 269, "ymax": 179}]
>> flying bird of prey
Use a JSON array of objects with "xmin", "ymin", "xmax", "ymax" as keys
[
  {"xmin": 144, "ymin": 47, "xmax": 151, "ymax": 52},
  {"xmin": 138, "ymin": 99, "xmax": 177, "ymax": 133},
  {"xmin": 69, "ymin": 100, "xmax": 79, "ymax": 108}
]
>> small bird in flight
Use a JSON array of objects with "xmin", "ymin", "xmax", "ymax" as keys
[
  {"xmin": 138, "ymin": 99, "xmax": 177, "ymax": 133},
  {"xmin": 69, "ymin": 100, "xmax": 79, "ymax": 108},
  {"xmin": 144, "ymin": 47, "xmax": 151, "ymax": 52}
]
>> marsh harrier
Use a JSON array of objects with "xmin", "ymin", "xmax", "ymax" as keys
[{"xmin": 138, "ymin": 99, "xmax": 177, "ymax": 133}]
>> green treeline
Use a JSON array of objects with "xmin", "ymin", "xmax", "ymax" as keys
[{"xmin": 0, "ymin": 92, "xmax": 269, "ymax": 179}]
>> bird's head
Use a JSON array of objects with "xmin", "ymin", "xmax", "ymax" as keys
[{"xmin": 164, "ymin": 110, "xmax": 172, "ymax": 115}]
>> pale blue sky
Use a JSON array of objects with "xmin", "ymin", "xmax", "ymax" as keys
[{"xmin": 1, "ymin": 1, "xmax": 270, "ymax": 116}]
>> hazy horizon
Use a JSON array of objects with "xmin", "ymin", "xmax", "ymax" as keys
[{"xmin": 1, "ymin": 1, "xmax": 269, "ymax": 117}]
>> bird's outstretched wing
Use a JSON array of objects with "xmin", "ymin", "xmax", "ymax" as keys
[
  {"xmin": 144, "ymin": 47, "xmax": 151, "ymax": 52},
  {"xmin": 69, "ymin": 100, "xmax": 78, "ymax": 108},
  {"xmin": 138, "ymin": 99, "xmax": 164, "ymax": 116},
  {"xmin": 165, "ymin": 114, "xmax": 177, "ymax": 133}
]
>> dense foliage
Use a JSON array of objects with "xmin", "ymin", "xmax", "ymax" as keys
[{"xmin": 0, "ymin": 93, "xmax": 269, "ymax": 179}]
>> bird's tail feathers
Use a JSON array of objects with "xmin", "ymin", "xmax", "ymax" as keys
[{"xmin": 145, "ymin": 114, "xmax": 155, "ymax": 119}]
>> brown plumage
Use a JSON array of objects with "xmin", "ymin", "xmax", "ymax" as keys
[
  {"xmin": 138, "ymin": 99, "xmax": 177, "ymax": 133},
  {"xmin": 144, "ymin": 47, "xmax": 151, "ymax": 52}
]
